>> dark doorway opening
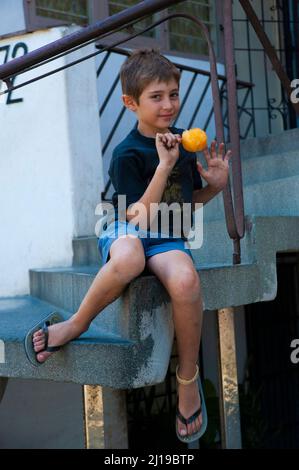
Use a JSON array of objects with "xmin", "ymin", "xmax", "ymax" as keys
[{"xmin": 244, "ymin": 252, "xmax": 299, "ymax": 448}]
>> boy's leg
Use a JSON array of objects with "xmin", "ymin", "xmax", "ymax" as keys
[
  {"xmin": 33, "ymin": 236, "xmax": 146, "ymax": 363},
  {"xmin": 146, "ymin": 250, "xmax": 203, "ymax": 438}
]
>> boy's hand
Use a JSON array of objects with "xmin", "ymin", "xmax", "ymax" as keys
[
  {"xmin": 156, "ymin": 132, "xmax": 182, "ymax": 172},
  {"xmin": 196, "ymin": 141, "xmax": 232, "ymax": 192}
]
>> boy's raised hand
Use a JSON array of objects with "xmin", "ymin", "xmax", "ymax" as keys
[
  {"xmin": 156, "ymin": 132, "xmax": 182, "ymax": 172},
  {"xmin": 196, "ymin": 141, "xmax": 232, "ymax": 191}
]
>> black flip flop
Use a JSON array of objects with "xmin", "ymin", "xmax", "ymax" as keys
[
  {"xmin": 24, "ymin": 312, "xmax": 64, "ymax": 366},
  {"xmin": 176, "ymin": 376, "xmax": 208, "ymax": 443}
]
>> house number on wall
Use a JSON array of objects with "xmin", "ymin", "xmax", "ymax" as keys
[{"xmin": 0, "ymin": 42, "xmax": 28, "ymax": 105}]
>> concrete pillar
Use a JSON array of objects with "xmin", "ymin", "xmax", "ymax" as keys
[
  {"xmin": 0, "ymin": 377, "xmax": 8, "ymax": 403},
  {"xmin": 216, "ymin": 307, "xmax": 242, "ymax": 449},
  {"xmin": 83, "ymin": 385, "xmax": 128, "ymax": 449}
]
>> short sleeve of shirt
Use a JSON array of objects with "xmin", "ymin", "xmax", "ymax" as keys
[
  {"xmin": 109, "ymin": 150, "xmax": 146, "ymax": 208},
  {"xmin": 191, "ymin": 154, "xmax": 203, "ymax": 190}
]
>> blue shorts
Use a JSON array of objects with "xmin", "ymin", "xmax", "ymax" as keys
[{"xmin": 97, "ymin": 219, "xmax": 193, "ymax": 265}]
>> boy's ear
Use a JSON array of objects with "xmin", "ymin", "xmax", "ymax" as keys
[{"xmin": 122, "ymin": 94, "xmax": 138, "ymax": 111}]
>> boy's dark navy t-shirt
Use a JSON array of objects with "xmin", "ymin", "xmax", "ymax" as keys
[{"xmin": 108, "ymin": 125, "xmax": 203, "ymax": 239}]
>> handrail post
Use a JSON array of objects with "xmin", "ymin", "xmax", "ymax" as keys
[{"xmin": 222, "ymin": 0, "xmax": 245, "ymax": 263}]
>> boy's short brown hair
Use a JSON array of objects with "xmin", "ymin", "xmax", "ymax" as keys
[{"xmin": 120, "ymin": 47, "xmax": 181, "ymax": 104}]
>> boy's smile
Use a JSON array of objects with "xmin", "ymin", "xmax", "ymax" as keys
[{"xmin": 123, "ymin": 78, "xmax": 180, "ymax": 138}]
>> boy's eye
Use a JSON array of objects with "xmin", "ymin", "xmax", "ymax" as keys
[{"xmin": 150, "ymin": 93, "xmax": 179, "ymax": 99}]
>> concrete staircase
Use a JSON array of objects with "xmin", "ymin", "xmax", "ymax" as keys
[{"xmin": 1, "ymin": 128, "xmax": 299, "ymax": 391}]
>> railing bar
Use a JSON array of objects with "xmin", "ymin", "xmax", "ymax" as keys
[
  {"xmin": 242, "ymin": 119, "xmax": 254, "ymax": 140},
  {"xmin": 188, "ymin": 77, "xmax": 211, "ymax": 128},
  {"xmin": 201, "ymin": 81, "xmax": 227, "ymax": 132},
  {"xmin": 173, "ymin": 71, "xmax": 197, "ymax": 126},
  {"xmin": 260, "ymin": 0, "xmax": 272, "ymax": 135},
  {"xmin": 1, "ymin": 12, "xmax": 185, "ymax": 95},
  {"xmin": 0, "ymin": 0, "xmax": 186, "ymax": 80},
  {"xmin": 96, "ymin": 51, "xmax": 111, "ymax": 78},
  {"xmin": 179, "ymin": 71, "xmax": 197, "ymax": 103},
  {"xmin": 224, "ymin": 0, "xmax": 245, "ymax": 250},
  {"xmin": 102, "ymin": 106, "xmax": 127, "ymax": 155},
  {"xmin": 239, "ymin": 0, "xmax": 299, "ymax": 115},
  {"xmin": 245, "ymin": 12, "xmax": 256, "ymax": 137},
  {"xmin": 100, "ymin": 74, "xmax": 121, "ymax": 115},
  {"xmin": 2, "ymin": 10, "xmax": 243, "ymax": 96},
  {"xmin": 104, "ymin": 45, "xmax": 254, "ymax": 88},
  {"xmin": 237, "ymin": 88, "xmax": 251, "ymax": 117}
]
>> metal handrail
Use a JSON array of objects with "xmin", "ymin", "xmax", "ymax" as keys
[
  {"xmin": 0, "ymin": 0, "xmax": 185, "ymax": 81},
  {"xmin": 97, "ymin": 44, "xmax": 253, "ymax": 218},
  {"xmin": 1, "ymin": 0, "xmax": 296, "ymax": 263},
  {"xmin": 99, "ymin": 44, "xmax": 254, "ymax": 89},
  {"xmin": 0, "ymin": 0, "xmax": 246, "ymax": 264},
  {"xmin": 94, "ymin": 11, "xmax": 245, "ymax": 262}
]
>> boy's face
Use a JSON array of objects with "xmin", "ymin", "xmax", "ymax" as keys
[{"xmin": 123, "ymin": 78, "xmax": 180, "ymax": 136}]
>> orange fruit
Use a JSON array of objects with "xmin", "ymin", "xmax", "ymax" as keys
[{"xmin": 181, "ymin": 128, "xmax": 207, "ymax": 152}]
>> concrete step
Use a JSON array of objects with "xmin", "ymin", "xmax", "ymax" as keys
[
  {"xmin": 72, "ymin": 236, "xmax": 101, "ymax": 266},
  {"xmin": 241, "ymin": 149, "xmax": 299, "ymax": 186},
  {"xmin": 203, "ymin": 174, "xmax": 299, "ymax": 221},
  {"xmin": 0, "ymin": 295, "xmax": 142, "ymax": 387},
  {"xmin": 4, "ymin": 216, "xmax": 299, "ymax": 387},
  {"xmin": 71, "ymin": 215, "xmax": 299, "ymax": 269},
  {"xmin": 2, "ymin": 260, "xmax": 266, "ymax": 387},
  {"xmin": 243, "ymin": 174, "xmax": 299, "ymax": 217},
  {"xmin": 239, "ymin": 127, "xmax": 299, "ymax": 160},
  {"xmin": 29, "ymin": 260, "xmax": 274, "ymax": 314},
  {"xmin": 195, "ymin": 215, "xmax": 299, "ymax": 265}
]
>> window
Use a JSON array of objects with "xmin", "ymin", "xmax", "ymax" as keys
[
  {"xmin": 26, "ymin": 0, "xmax": 218, "ymax": 59},
  {"xmin": 106, "ymin": 0, "xmax": 217, "ymax": 57},
  {"xmin": 35, "ymin": 0, "xmax": 89, "ymax": 26},
  {"xmin": 168, "ymin": 0, "xmax": 216, "ymax": 56},
  {"xmin": 108, "ymin": 0, "xmax": 160, "ymax": 40}
]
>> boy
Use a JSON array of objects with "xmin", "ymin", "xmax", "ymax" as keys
[{"xmin": 30, "ymin": 48, "xmax": 231, "ymax": 442}]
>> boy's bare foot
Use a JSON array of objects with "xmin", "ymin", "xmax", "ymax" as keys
[
  {"xmin": 32, "ymin": 317, "xmax": 86, "ymax": 363},
  {"xmin": 177, "ymin": 378, "xmax": 203, "ymax": 438}
]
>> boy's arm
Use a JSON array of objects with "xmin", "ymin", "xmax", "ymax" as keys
[
  {"xmin": 192, "ymin": 184, "xmax": 220, "ymax": 207},
  {"xmin": 127, "ymin": 132, "xmax": 181, "ymax": 229},
  {"xmin": 126, "ymin": 164, "xmax": 171, "ymax": 229}
]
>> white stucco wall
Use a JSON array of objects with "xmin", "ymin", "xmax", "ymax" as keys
[
  {"xmin": 0, "ymin": 0, "xmax": 26, "ymax": 38},
  {"xmin": 0, "ymin": 27, "xmax": 103, "ymax": 297}
]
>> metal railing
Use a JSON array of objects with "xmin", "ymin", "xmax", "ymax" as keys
[
  {"xmin": 237, "ymin": 0, "xmax": 299, "ymax": 136},
  {"xmin": 97, "ymin": 44, "xmax": 254, "ymax": 202},
  {"xmin": 0, "ymin": 0, "xmax": 298, "ymax": 263}
]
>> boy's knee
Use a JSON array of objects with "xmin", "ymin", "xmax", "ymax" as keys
[
  {"xmin": 170, "ymin": 268, "xmax": 201, "ymax": 301},
  {"xmin": 111, "ymin": 237, "xmax": 146, "ymax": 280}
]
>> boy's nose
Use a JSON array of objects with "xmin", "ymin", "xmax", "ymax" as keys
[{"xmin": 162, "ymin": 100, "xmax": 173, "ymax": 110}]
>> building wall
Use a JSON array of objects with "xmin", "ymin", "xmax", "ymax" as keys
[
  {"xmin": 0, "ymin": 378, "xmax": 84, "ymax": 449},
  {"xmin": 0, "ymin": 0, "xmax": 26, "ymax": 38},
  {"xmin": 0, "ymin": 26, "xmax": 103, "ymax": 297},
  {"xmin": 0, "ymin": 13, "xmax": 247, "ymax": 448}
]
